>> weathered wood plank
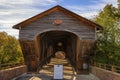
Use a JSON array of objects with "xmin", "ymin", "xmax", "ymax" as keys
[
  {"xmin": 19, "ymin": 40, "xmax": 39, "ymax": 72},
  {"xmin": 18, "ymin": 10, "xmax": 97, "ymax": 74},
  {"xmin": 19, "ymin": 10, "xmax": 95, "ymax": 40}
]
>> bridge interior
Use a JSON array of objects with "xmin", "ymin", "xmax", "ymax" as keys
[{"xmin": 36, "ymin": 31, "xmax": 79, "ymax": 71}]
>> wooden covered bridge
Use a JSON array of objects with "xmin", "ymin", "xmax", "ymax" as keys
[{"xmin": 13, "ymin": 5, "xmax": 102, "ymax": 74}]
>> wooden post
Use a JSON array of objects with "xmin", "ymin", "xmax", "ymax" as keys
[
  {"xmin": 104, "ymin": 64, "xmax": 106, "ymax": 69},
  {"xmin": 112, "ymin": 66, "xmax": 115, "ymax": 72},
  {"xmin": 99, "ymin": 63, "xmax": 101, "ymax": 68},
  {"xmin": 0, "ymin": 63, "xmax": 1, "ymax": 70},
  {"xmin": 94, "ymin": 62, "xmax": 96, "ymax": 66}
]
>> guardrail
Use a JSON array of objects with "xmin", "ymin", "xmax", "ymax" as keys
[
  {"xmin": 0, "ymin": 62, "xmax": 24, "ymax": 70},
  {"xmin": 93, "ymin": 62, "xmax": 120, "ymax": 73}
]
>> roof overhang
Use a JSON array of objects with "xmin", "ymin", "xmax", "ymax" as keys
[{"xmin": 13, "ymin": 5, "xmax": 103, "ymax": 30}]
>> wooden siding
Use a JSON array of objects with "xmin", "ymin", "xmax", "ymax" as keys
[
  {"xmin": 19, "ymin": 40, "xmax": 39, "ymax": 72},
  {"xmin": 17, "ymin": 9, "xmax": 97, "ymax": 74},
  {"xmin": 19, "ymin": 10, "xmax": 95, "ymax": 40},
  {"xmin": 77, "ymin": 40, "xmax": 95, "ymax": 74}
]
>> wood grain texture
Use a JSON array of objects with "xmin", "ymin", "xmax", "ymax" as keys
[
  {"xmin": 18, "ymin": 10, "xmax": 97, "ymax": 74},
  {"xmin": 19, "ymin": 10, "xmax": 95, "ymax": 40},
  {"xmin": 19, "ymin": 40, "xmax": 39, "ymax": 72}
]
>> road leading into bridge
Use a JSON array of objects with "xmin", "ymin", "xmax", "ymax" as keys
[{"xmin": 13, "ymin": 58, "xmax": 99, "ymax": 80}]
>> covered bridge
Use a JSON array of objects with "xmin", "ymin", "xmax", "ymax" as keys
[{"xmin": 13, "ymin": 5, "xmax": 102, "ymax": 74}]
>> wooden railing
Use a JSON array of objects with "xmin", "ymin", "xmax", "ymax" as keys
[
  {"xmin": 0, "ymin": 62, "xmax": 24, "ymax": 70},
  {"xmin": 93, "ymin": 62, "xmax": 120, "ymax": 73}
]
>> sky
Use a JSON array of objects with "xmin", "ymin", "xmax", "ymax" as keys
[{"xmin": 0, "ymin": 0, "xmax": 118, "ymax": 38}]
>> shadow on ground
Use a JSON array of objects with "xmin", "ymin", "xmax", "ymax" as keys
[{"xmin": 12, "ymin": 58, "xmax": 99, "ymax": 80}]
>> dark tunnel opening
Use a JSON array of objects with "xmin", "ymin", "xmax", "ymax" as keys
[{"xmin": 36, "ymin": 30, "xmax": 80, "ymax": 70}]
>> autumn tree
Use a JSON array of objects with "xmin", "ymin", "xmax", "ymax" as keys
[{"xmin": 0, "ymin": 32, "xmax": 24, "ymax": 64}]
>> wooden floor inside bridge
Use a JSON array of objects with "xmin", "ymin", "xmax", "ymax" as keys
[{"xmin": 13, "ymin": 58, "xmax": 99, "ymax": 80}]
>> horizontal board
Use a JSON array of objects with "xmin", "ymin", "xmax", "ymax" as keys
[{"xmin": 19, "ymin": 10, "xmax": 96, "ymax": 40}]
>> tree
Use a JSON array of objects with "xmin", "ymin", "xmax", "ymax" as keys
[
  {"xmin": 0, "ymin": 32, "xmax": 24, "ymax": 64},
  {"xmin": 94, "ymin": 3, "xmax": 120, "ymax": 65}
]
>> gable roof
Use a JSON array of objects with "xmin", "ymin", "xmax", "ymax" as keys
[{"xmin": 13, "ymin": 5, "xmax": 103, "ymax": 30}]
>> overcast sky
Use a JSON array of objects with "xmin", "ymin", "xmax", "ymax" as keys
[{"xmin": 0, "ymin": 0, "xmax": 118, "ymax": 38}]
